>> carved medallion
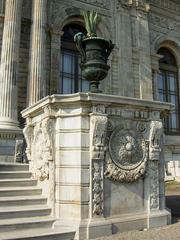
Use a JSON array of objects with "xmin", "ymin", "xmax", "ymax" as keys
[{"xmin": 105, "ymin": 124, "xmax": 148, "ymax": 183}]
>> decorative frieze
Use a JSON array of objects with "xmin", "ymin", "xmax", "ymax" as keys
[
  {"xmin": 149, "ymin": 13, "xmax": 180, "ymax": 33},
  {"xmin": 117, "ymin": 0, "xmax": 150, "ymax": 12},
  {"xmin": 150, "ymin": 0, "xmax": 180, "ymax": 13},
  {"xmin": 75, "ymin": 0, "xmax": 111, "ymax": 9}
]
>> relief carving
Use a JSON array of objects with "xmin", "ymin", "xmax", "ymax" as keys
[
  {"xmin": 91, "ymin": 113, "xmax": 107, "ymax": 216},
  {"xmin": 23, "ymin": 123, "xmax": 34, "ymax": 161},
  {"xmin": 150, "ymin": 161, "xmax": 159, "ymax": 209},
  {"xmin": 92, "ymin": 115, "xmax": 108, "ymax": 160},
  {"xmin": 149, "ymin": 120, "xmax": 163, "ymax": 161},
  {"xmin": 92, "ymin": 161, "xmax": 103, "ymax": 216},
  {"xmin": 31, "ymin": 118, "xmax": 54, "ymax": 181},
  {"xmin": 149, "ymin": 13, "xmax": 180, "ymax": 33},
  {"xmin": 117, "ymin": 0, "xmax": 150, "ymax": 11},
  {"xmin": 105, "ymin": 121, "xmax": 148, "ymax": 183}
]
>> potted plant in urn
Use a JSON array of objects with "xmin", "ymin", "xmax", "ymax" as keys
[{"xmin": 74, "ymin": 11, "xmax": 114, "ymax": 93}]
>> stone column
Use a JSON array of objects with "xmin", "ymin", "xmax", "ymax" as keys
[
  {"xmin": 0, "ymin": 0, "xmax": 22, "ymax": 130},
  {"xmin": 28, "ymin": 0, "xmax": 47, "ymax": 106}
]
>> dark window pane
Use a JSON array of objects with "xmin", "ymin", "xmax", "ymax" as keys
[
  {"xmin": 156, "ymin": 48, "xmax": 179, "ymax": 133},
  {"xmin": 158, "ymin": 48, "xmax": 177, "ymax": 66},
  {"xmin": 158, "ymin": 72, "xmax": 164, "ymax": 90},
  {"xmin": 60, "ymin": 24, "xmax": 89, "ymax": 94}
]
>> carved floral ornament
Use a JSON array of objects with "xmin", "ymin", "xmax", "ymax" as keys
[
  {"xmin": 24, "ymin": 118, "xmax": 54, "ymax": 182},
  {"xmin": 104, "ymin": 122, "xmax": 148, "ymax": 183},
  {"xmin": 117, "ymin": 0, "xmax": 150, "ymax": 12}
]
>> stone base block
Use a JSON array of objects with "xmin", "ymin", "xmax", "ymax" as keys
[
  {"xmin": 54, "ymin": 210, "xmax": 171, "ymax": 239},
  {"xmin": 149, "ymin": 209, "xmax": 171, "ymax": 228},
  {"xmin": 0, "ymin": 129, "xmax": 23, "ymax": 163}
]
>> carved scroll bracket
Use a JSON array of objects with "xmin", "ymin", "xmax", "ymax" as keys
[{"xmin": 149, "ymin": 120, "xmax": 163, "ymax": 161}]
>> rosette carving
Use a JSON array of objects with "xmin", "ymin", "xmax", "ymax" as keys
[{"xmin": 105, "ymin": 123, "xmax": 148, "ymax": 183}]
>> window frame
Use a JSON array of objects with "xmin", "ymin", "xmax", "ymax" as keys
[
  {"xmin": 157, "ymin": 48, "xmax": 180, "ymax": 135},
  {"xmin": 60, "ymin": 24, "xmax": 89, "ymax": 94}
]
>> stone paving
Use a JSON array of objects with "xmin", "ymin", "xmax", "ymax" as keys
[{"xmin": 95, "ymin": 222, "xmax": 180, "ymax": 240}]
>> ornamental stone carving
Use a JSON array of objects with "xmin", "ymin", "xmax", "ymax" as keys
[
  {"xmin": 30, "ymin": 118, "xmax": 54, "ymax": 181},
  {"xmin": 149, "ymin": 120, "xmax": 163, "ymax": 161},
  {"xmin": 92, "ymin": 115, "xmax": 108, "ymax": 160},
  {"xmin": 92, "ymin": 161, "xmax": 103, "ymax": 216},
  {"xmin": 23, "ymin": 123, "xmax": 34, "ymax": 160},
  {"xmin": 105, "ymin": 122, "xmax": 148, "ymax": 183},
  {"xmin": 117, "ymin": 0, "xmax": 150, "ymax": 11}
]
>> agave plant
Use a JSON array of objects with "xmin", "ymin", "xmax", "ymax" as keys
[{"xmin": 83, "ymin": 11, "xmax": 98, "ymax": 37}]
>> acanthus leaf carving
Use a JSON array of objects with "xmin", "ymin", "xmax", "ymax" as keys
[{"xmin": 30, "ymin": 118, "xmax": 55, "ymax": 181}]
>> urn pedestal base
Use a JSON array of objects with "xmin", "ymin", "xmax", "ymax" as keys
[{"xmin": 22, "ymin": 93, "xmax": 172, "ymax": 240}]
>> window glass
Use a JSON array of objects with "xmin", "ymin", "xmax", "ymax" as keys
[
  {"xmin": 157, "ymin": 48, "xmax": 179, "ymax": 133},
  {"xmin": 60, "ymin": 24, "xmax": 89, "ymax": 94}
]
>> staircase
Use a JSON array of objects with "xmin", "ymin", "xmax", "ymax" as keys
[{"xmin": 0, "ymin": 162, "xmax": 75, "ymax": 240}]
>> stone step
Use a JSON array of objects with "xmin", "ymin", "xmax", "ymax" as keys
[
  {"xmin": 0, "ymin": 186, "xmax": 42, "ymax": 197},
  {"xmin": 0, "ymin": 171, "xmax": 31, "ymax": 179},
  {"xmin": 0, "ymin": 163, "xmax": 29, "ymax": 172},
  {"xmin": 0, "ymin": 195, "xmax": 47, "ymax": 206},
  {"xmin": 0, "ymin": 227, "xmax": 75, "ymax": 240},
  {"xmin": 0, "ymin": 179, "xmax": 37, "ymax": 187},
  {"xmin": 0, "ymin": 205, "xmax": 51, "ymax": 219},
  {"xmin": 0, "ymin": 216, "xmax": 56, "ymax": 232}
]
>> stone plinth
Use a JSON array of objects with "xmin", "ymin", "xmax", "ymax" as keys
[{"xmin": 22, "ymin": 93, "xmax": 172, "ymax": 240}]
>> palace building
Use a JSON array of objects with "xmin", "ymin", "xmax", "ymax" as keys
[{"xmin": 0, "ymin": 0, "xmax": 179, "ymax": 239}]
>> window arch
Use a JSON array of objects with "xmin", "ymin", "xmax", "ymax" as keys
[
  {"xmin": 157, "ymin": 47, "xmax": 179, "ymax": 133},
  {"xmin": 60, "ymin": 23, "xmax": 89, "ymax": 94}
]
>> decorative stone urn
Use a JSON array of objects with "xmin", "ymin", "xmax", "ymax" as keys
[{"xmin": 74, "ymin": 12, "xmax": 114, "ymax": 92}]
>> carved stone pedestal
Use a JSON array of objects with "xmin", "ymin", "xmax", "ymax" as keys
[{"xmin": 22, "ymin": 93, "xmax": 172, "ymax": 240}]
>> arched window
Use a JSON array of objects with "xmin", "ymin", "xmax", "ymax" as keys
[
  {"xmin": 60, "ymin": 24, "xmax": 89, "ymax": 94},
  {"xmin": 157, "ymin": 47, "xmax": 179, "ymax": 133}
]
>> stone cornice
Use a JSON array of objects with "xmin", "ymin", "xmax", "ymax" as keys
[{"xmin": 22, "ymin": 93, "xmax": 173, "ymax": 119}]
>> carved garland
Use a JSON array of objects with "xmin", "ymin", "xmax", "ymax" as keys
[{"xmin": 105, "ymin": 122, "xmax": 148, "ymax": 183}]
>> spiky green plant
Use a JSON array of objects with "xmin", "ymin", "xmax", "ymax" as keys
[{"xmin": 83, "ymin": 11, "xmax": 98, "ymax": 37}]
